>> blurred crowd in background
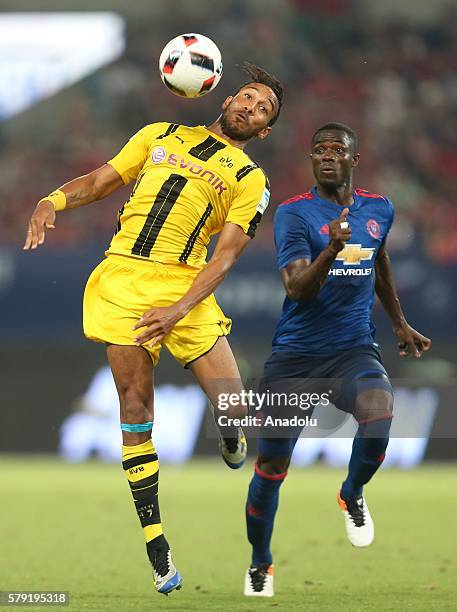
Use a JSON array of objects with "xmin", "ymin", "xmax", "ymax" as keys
[
  {"xmin": 2, "ymin": 0, "xmax": 457, "ymax": 265},
  {"xmin": 1, "ymin": 1, "xmax": 456, "ymax": 456}
]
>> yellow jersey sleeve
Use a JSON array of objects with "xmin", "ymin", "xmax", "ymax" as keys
[
  {"xmin": 107, "ymin": 123, "xmax": 165, "ymax": 185},
  {"xmin": 226, "ymin": 166, "xmax": 270, "ymax": 238}
]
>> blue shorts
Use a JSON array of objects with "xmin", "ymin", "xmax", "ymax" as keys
[
  {"xmin": 263, "ymin": 344, "xmax": 391, "ymax": 414},
  {"xmin": 258, "ymin": 344, "xmax": 393, "ymax": 457}
]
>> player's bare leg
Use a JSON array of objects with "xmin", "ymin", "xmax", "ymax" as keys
[
  {"xmin": 338, "ymin": 387, "xmax": 393, "ymax": 547},
  {"xmin": 107, "ymin": 344, "xmax": 182, "ymax": 595},
  {"xmin": 190, "ymin": 337, "xmax": 248, "ymax": 469}
]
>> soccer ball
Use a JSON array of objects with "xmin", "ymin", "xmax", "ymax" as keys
[{"xmin": 159, "ymin": 33, "xmax": 223, "ymax": 98}]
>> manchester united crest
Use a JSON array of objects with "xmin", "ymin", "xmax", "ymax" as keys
[{"xmin": 366, "ymin": 219, "xmax": 381, "ymax": 239}]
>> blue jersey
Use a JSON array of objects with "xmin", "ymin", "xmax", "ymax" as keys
[{"xmin": 272, "ymin": 186, "xmax": 394, "ymax": 356}]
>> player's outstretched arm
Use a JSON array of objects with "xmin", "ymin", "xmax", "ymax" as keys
[
  {"xmin": 133, "ymin": 222, "xmax": 251, "ymax": 347},
  {"xmin": 281, "ymin": 207, "xmax": 351, "ymax": 301},
  {"xmin": 23, "ymin": 164, "xmax": 124, "ymax": 250},
  {"xmin": 375, "ymin": 244, "xmax": 431, "ymax": 358}
]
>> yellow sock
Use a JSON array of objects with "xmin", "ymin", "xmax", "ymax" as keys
[{"xmin": 122, "ymin": 439, "xmax": 167, "ymax": 556}]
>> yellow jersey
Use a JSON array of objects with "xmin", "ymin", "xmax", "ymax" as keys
[{"xmin": 106, "ymin": 122, "xmax": 270, "ymax": 269}]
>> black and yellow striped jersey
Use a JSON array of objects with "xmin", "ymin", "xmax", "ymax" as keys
[{"xmin": 106, "ymin": 122, "xmax": 270, "ymax": 269}]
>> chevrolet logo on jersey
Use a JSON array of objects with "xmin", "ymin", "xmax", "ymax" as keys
[
  {"xmin": 328, "ymin": 244, "xmax": 375, "ymax": 277},
  {"xmin": 335, "ymin": 244, "xmax": 375, "ymax": 265}
]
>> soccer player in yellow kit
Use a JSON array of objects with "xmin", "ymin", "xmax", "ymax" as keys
[{"xmin": 24, "ymin": 63, "xmax": 283, "ymax": 595}]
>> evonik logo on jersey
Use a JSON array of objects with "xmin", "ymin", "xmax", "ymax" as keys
[
  {"xmin": 151, "ymin": 146, "xmax": 227, "ymax": 196},
  {"xmin": 151, "ymin": 146, "xmax": 166, "ymax": 163},
  {"xmin": 328, "ymin": 244, "xmax": 375, "ymax": 276}
]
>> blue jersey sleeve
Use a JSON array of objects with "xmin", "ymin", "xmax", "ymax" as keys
[
  {"xmin": 381, "ymin": 198, "xmax": 395, "ymax": 246},
  {"xmin": 274, "ymin": 205, "xmax": 311, "ymax": 269}
]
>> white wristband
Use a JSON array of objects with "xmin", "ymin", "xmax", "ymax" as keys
[{"xmin": 340, "ymin": 221, "xmax": 348, "ymax": 229}]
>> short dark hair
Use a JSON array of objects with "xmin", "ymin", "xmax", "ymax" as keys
[
  {"xmin": 236, "ymin": 62, "xmax": 284, "ymax": 126},
  {"xmin": 312, "ymin": 122, "xmax": 358, "ymax": 153}
]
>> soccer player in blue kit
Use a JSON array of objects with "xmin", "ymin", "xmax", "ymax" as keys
[{"xmin": 243, "ymin": 123, "xmax": 431, "ymax": 597}]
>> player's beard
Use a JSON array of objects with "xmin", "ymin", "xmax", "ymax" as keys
[{"xmin": 220, "ymin": 108, "xmax": 258, "ymax": 141}]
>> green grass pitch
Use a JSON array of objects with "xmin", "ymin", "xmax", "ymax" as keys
[{"xmin": 1, "ymin": 457, "xmax": 455, "ymax": 611}]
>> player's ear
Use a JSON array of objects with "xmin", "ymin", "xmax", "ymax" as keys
[
  {"xmin": 256, "ymin": 126, "xmax": 272, "ymax": 140},
  {"xmin": 222, "ymin": 96, "xmax": 233, "ymax": 111},
  {"xmin": 352, "ymin": 153, "xmax": 360, "ymax": 168}
]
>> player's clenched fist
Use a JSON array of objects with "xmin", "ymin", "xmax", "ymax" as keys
[
  {"xmin": 23, "ymin": 200, "xmax": 56, "ymax": 250},
  {"xmin": 328, "ymin": 207, "xmax": 351, "ymax": 253}
]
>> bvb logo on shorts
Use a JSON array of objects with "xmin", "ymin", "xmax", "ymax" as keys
[
  {"xmin": 151, "ymin": 146, "xmax": 166, "ymax": 164},
  {"xmin": 366, "ymin": 219, "xmax": 381, "ymax": 239}
]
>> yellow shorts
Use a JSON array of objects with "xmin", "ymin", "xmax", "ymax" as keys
[{"xmin": 83, "ymin": 254, "xmax": 231, "ymax": 367}]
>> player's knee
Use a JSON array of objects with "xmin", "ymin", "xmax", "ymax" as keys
[
  {"xmin": 257, "ymin": 455, "xmax": 291, "ymax": 476},
  {"xmin": 117, "ymin": 383, "xmax": 152, "ymax": 424},
  {"xmin": 354, "ymin": 387, "xmax": 393, "ymax": 424}
]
